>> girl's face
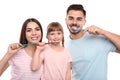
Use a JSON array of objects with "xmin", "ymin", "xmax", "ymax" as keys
[
  {"xmin": 47, "ymin": 30, "xmax": 63, "ymax": 43},
  {"xmin": 26, "ymin": 22, "xmax": 42, "ymax": 44}
]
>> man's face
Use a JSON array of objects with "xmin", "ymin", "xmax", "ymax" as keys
[{"xmin": 66, "ymin": 10, "xmax": 86, "ymax": 34}]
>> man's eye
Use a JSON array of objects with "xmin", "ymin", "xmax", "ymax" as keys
[
  {"xmin": 68, "ymin": 17, "xmax": 73, "ymax": 20},
  {"xmin": 77, "ymin": 17, "xmax": 83, "ymax": 21}
]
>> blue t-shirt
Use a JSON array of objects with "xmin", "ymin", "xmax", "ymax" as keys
[{"xmin": 64, "ymin": 33, "xmax": 116, "ymax": 80}]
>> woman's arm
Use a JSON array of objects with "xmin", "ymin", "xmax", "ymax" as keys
[
  {"xmin": 0, "ymin": 43, "xmax": 21, "ymax": 76},
  {"xmin": 0, "ymin": 53, "xmax": 10, "ymax": 76}
]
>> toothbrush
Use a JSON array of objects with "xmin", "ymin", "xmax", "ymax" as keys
[
  {"xmin": 19, "ymin": 42, "xmax": 37, "ymax": 47},
  {"xmin": 45, "ymin": 42, "xmax": 59, "ymax": 44},
  {"xmin": 36, "ymin": 42, "xmax": 59, "ymax": 46},
  {"xmin": 20, "ymin": 42, "xmax": 59, "ymax": 47}
]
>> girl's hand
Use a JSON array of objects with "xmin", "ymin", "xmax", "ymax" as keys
[{"xmin": 35, "ymin": 42, "xmax": 46, "ymax": 52}]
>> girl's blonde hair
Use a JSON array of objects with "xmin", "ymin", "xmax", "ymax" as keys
[{"xmin": 46, "ymin": 22, "xmax": 64, "ymax": 46}]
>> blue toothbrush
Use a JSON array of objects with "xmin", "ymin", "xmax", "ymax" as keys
[{"xmin": 19, "ymin": 42, "xmax": 37, "ymax": 47}]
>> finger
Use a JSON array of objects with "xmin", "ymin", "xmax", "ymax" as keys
[
  {"xmin": 11, "ymin": 43, "xmax": 20, "ymax": 49},
  {"xmin": 18, "ymin": 44, "xmax": 24, "ymax": 47},
  {"xmin": 84, "ymin": 27, "xmax": 89, "ymax": 33}
]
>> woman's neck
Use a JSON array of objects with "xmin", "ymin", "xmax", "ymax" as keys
[{"xmin": 24, "ymin": 46, "xmax": 36, "ymax": 57}]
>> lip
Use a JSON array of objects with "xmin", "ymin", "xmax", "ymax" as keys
[
  {"xmin": 45, "ymin": 42, "xmax": 59, "ymax": 44},
  {"xmin": 71, "ymin": 26, "xmax": 78, "ymax": 31},
  {"xmin": 70, "ymin": 26, "xmax": 83, "ymax": 33},
  {"xmin": 31, "ymin": 38, "xmax": 37, "ymax": 40},
  {"xmin": 31, "ymin": 36, "xmax": 39, "ymax": 40}
]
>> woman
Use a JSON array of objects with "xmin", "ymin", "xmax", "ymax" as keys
[{"xmin": 0, "ymin": 18, "xmax": 43, "ymax": 80}]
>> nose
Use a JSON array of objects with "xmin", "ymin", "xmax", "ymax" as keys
[
  {"xmin": 31, "ymin": 30, "xmax": 36, "ymax": 35},
  {"xmin": 73, "ymin": 19, "xmax": 77, "ymax": 24},
  {"xmin": 54, "ymin": 34, "xmax": 58, "ymax": 38}
]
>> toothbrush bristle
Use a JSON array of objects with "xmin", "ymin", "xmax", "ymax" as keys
[{"xmin": 31, "ymin": 42, "xmax": 37, "ymax": 44}]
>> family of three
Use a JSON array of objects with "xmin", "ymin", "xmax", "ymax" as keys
[{"xmin": 0, "ymin": 4, "xmax": 120, "ymax": 80}]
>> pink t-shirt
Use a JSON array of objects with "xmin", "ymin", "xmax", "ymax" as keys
[
  {"xmin": 8, "ymin": 49, "xmax": 43, "ymax": 80},
  {"xmin": 40, "ymin": 46, "xmax": 72, "ymax": 80}
]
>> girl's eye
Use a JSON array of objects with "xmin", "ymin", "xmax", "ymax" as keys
[
  {"xmin": 50, "ymin": 33, "xmax": 54, "ymax": 35},
  {"xmin": 58, "ymin": 32, "xmax": 62, "ymax": 35}
]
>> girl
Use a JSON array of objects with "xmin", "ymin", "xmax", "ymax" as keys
[
  {"xmin": 31, "ymin": 22, "xmax": 72, "ymax": 80},
  {"xmin": 0, "ymin": 18, "xmax": 43, "ymax": 80}
]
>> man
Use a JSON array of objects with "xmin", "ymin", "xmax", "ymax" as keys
[{"xmin": 64, "ymin": 4, "xmax": 120, "ymax": 80}]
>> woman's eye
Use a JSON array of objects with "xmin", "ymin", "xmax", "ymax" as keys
[
  {"xmin": 36, "ymin": 28, "xmax": 40, "ymax": 31},
  {"xmin": 26, "ymin": 29, "xmax": 31, "ymax": 32}
]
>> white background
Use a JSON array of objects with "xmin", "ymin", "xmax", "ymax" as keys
[{"xmin": 0, "ymin": 0, "xmax": 120, "ymax": 80}]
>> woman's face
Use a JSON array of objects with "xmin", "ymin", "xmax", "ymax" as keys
[{"xmin": 25, "ymin": 22, "xmax": 42, "ymax": 44}]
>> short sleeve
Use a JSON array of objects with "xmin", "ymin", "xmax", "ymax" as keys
[
  {"xmin": 8, "ymin": 58, "xmax": 14, "ymax": 65},
  {"xmin": 65, "ymin": 49, "xmax": 72, "ymax": 62}
]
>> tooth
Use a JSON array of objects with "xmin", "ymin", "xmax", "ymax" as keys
[{"xmin": 72, "ymin": 26, "xmax": 77, "ymax": 31}]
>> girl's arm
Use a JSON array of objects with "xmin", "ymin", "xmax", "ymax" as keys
[
  {"xmin": 0, "ymin": 43, "xmax": 21, "ymax": 76},
  {"xmin": 31, "ymin": 49, "xmax": 43, "ymax": 71},
  {"xmin": 31, "ymin": 42, "xmax": 45, "ymax": 71},
  {"xmin": 66, "ymin": 62, "xmax": 71, "ymax": 80}
]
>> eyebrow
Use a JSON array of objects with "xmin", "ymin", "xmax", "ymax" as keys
[
  {"xmin": 26, "ymin": 26, "xmax": 40, "ymax": 29},
  {"xmin": 68, "ymin": 16, "xmax": 83, "ymax": 19}
]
